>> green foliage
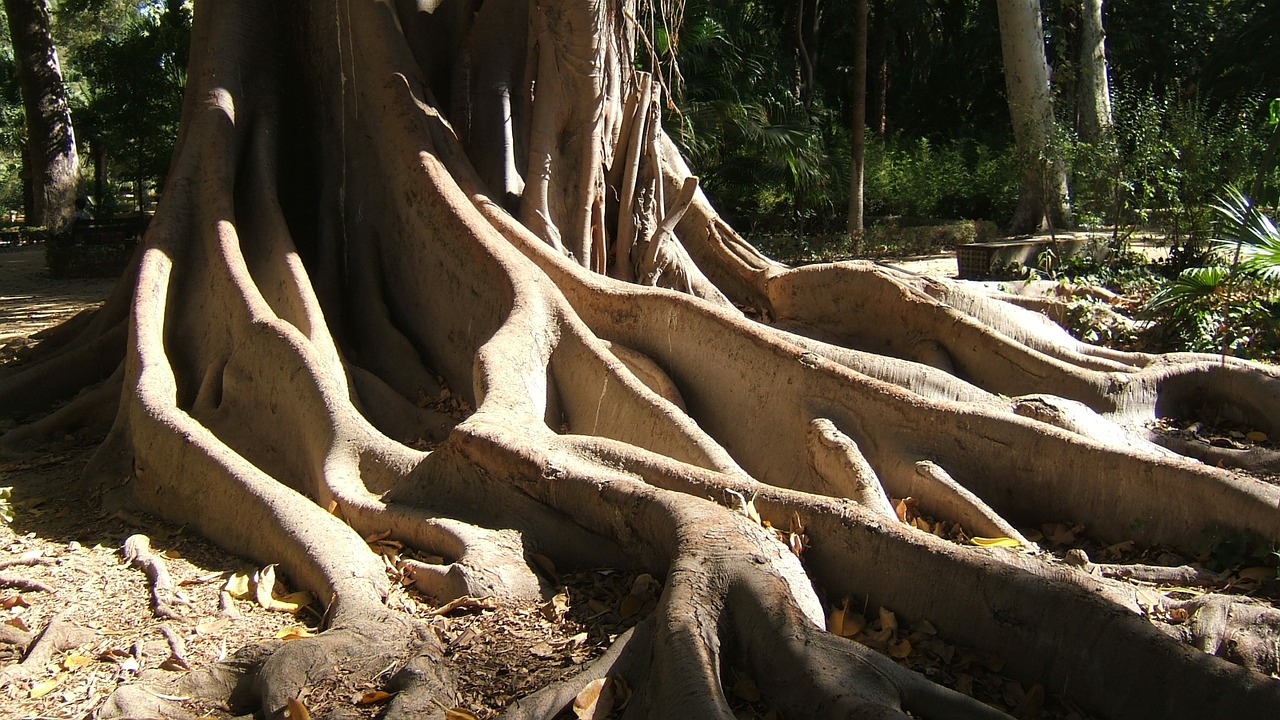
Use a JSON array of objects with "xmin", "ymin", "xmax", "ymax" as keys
[
  {"xmin": 1142, "ymin": 190, "xmax": 1280, "ymax": 360},
  {"xmin": 671, "ymin": 5, "xmax": 845, "ymax": 234},
  {"xmin": 73, "ymin": 1, "xmax": 189, "ymax": 212},
  {"xmin": 864, "ymin": 135, "xmax": 1017, "ymax": 221}
]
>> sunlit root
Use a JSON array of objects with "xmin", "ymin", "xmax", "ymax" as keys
[
  {"xmin": 0, "ymin": 613, "xmax": 93, "ymax": 686},
  {"xmin": 805, "ymin": 417, "xmax": 895, "ymax": 517},
  {"xmin": 897, "ymin": 460, "xmax": 1029, "ymax": 545},
  {"xmin": 122, "ymin": 533, "xmax": 187, "ymax": 620},
  {"xmin": 1164, "ymin": 595, "xmax": 1280, "ymax": 675}
]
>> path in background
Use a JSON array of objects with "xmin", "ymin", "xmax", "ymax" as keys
[{"xmin": 0, "ymin": 247, "xmax": 116, "ymax": 343}]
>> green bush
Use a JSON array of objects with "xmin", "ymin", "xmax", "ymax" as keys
[{"xmin": 864, "ymin": 135, "xmax": 1017, "ymax": 222}]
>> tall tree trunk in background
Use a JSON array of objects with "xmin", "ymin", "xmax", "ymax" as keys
[
  {"xmin": 1076, "ymin": 0, "xmax": 1113, "ymax": 142},
  {"xmin": 795, "ymin": 0, "xmax": 820, "ymax": 105},
  {"xmin": 4, "ymin": 0, "xmax": 79, "ymax": 230},
  {"xmin": 848, "ymin": 0, "xmax": 868, "ymax": 234},
  {"xmin": 872, "ymin": 0, "xmax": 887, "ymax": 136},
  {"xmin": 996, "ymin": 0, "xmax": 1071, "ymax": 234}
]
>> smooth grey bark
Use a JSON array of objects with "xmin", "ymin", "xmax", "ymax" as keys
[
  {"xmin": 995, "ymin": 0, "xmax": 1071, "ymax": 234},
  {"xmin": 1076, "ymin": 0, "xmax": 1113, "ymax": 142},
  {"xmin": 3, "ymin": 0, "xmax": 79, "ymax": 229},
  {"xmin": 847, "ymin": 0, "xmax": 867, "ymax": 234}
]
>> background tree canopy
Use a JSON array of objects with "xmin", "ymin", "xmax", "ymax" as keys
[
  {"xmin": 0, "ymin": 0, "xmax": 188, "ymax": 216},
  {"xmin": 655, "ymin": 0, "xmax": 1277, "ymax": 237}
]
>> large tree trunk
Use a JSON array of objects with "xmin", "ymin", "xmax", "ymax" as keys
[
  {"xmin": 1076, "ymin": 0, "xmax": 1113, "ymax": 142},
  {"xmin": 3, "ymin": 1, "xmax": 1280, "ymax": 718},
  {"xmin": 996, "ymin": 0, "xmax": 1072, "ymax": 233},
  {"xmin": 3, "ymin": 0, "xmax": 78, "ymax": 230}
]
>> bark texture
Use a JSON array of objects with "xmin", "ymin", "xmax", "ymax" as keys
[
  {"xmin": 3, "ymin": 0, "xmax": 79, "ymax": 229},
  {"xmin": 996, "ymin": 0, "xmax": 1072, "ymax": 233},
  {"xmin": 2, "ymin": 1, "xmax": 1280, "ymax": 718},
  {"xmin": 1076, "ymin": 0, "xmax": 1113, "ymax": 142}
]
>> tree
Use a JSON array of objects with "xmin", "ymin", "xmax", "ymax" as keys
[
  {"xmin": 3, "ymin": 1, "xmax": 1280, "ymax": 718},
  {"xmin": 1076, "ymin": 0, "xmax": 1113, "ymax": 142},
  {"xmin": 996, "ymin": 0, "xmax": 1072, "ymax": 233},
  {"xmin": 847, "ymin": 0, "xmax": 867, "ymax": 234},
  {"xmin": 3, "ymin": 0, "xmax": 77, "ymax": 228}
]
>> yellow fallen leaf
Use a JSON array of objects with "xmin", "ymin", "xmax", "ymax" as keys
[
  {"xmin": 223, "ymin": 572, "xmax": 252, "ymax": 599},
  {"xmin": 1245, "ymin": 431, "xmax": 1269, "ymax": 442},
  {"xmin": 971, "ymin": 536, "xmax": 1022, "ymax": 548},
  {"xmin": 61, "ymin": 653, "xmax": 95, "ymax": 670},
  {"xmin": 269, "ymin": 591, "xmax": 315, "ymax": 614},
  {"xmin": 888, "ymin": 637, "xmax": 912, "ymax": 658},
  {"xmin": 29, "ymin": 673, "xmax": 65, "ymax": 699},
  {"xmin": 256, "ymin": 564, "xmax": 281, "ymax": 609},
  {"xmin": 163, "ymin": 549, "xmax": 182, "ymax": 559},
  {"xmin": 829, "ymin": 603, "xmax": 846, "ymax": 636},
  {"xmin": 275, "ymin": 626, "xmax": 315, "ymax": 640},
  {"xmin": 573, "ymin": 678, "xmax": 614, "ymax": 719},
  {"xmin": 444, "ymin": 708, "xmax": 480, "ymax": 720},
  {"xmin": 877, "ymin": 607, "xmax": 897, "ymax": 634},
  {"xmin": 358, "ymin": 690, "xmax": 394, "ymax": 704}
]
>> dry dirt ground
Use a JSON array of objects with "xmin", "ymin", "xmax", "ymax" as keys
[{"xmin": 1, "ymin": 244, "xmax": 1269, "ymax": 720}]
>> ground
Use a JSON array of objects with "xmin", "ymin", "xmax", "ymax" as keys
[{"xmin": 1, "ymin": 244, "xmax": 1276, "ymax": 719}]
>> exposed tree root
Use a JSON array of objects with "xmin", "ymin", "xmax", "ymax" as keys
[
  {"xmin": 3, "ymin": 1, "xmax": 1280, "ymax": 718},
  {"xmin": 122, "ymin": 534, "xmax": 187, "ymax": 620},
  {"xmin": 0, "ymin": 613, "xmax": 94, "ymax": 686}
]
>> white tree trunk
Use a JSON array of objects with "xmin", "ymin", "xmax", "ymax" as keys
[
  {"xmin": 996, "ymin": 0, "xmax": 1071, "ymax": 233},
  {"xmin": 847, "ymin": 0, "xmax": 867, "ymax": 234},
  {"xmin": 1077, "ymin": 0, "xmax": 1113, "ymax": 142}
]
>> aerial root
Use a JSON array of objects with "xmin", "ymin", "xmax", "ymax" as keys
[
  {"xmin": 1092, "ymin": 562, "xmax": 1230, "ymax": 587},
  {"xmin": 494, "ymin": 622, "xmax": 654, "ymax": 720},
  {"xmin": 97, "ymin": 604, "xmax": 447, "ymax": 719},
  {"xmin": 122, "ymin": 533, "xmax": 187, "ymax": 620},
  {"xmin": 0, "ymin": 551, "xmax": 56, "ymax": 593},
  {"xmin": 728, "ymin": 571, "xmax": 1011, "ymax": 720},
  {"xmin": 890, "ymin": 460, "xmax": 1027, "ymax": 545},
  {"xmin": 329, "ymin": 494, "xmax": 545, "ymax": 604},
  {"xmin": 805, "ymin": 417, "xmax": 895, "ymax": 517},
  {"xmin": 1147, "ymin": 429, "xmax": 1280, "ymax": 473},
  {"xmin": 1165, "ymin": 594, "xmax": 1280, "ymax": 674},
  {"xmin": 0, "ymin": 612, "xmax": 94, "ymax": 686}
]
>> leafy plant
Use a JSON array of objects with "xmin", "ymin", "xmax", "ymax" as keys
[{"xmin": 1142, "ymin": 188, "xmax": 1280, "ymax": 360}]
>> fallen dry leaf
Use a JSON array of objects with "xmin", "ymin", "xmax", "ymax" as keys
[
  {"xmin": 29, "ymin": 673, "xmax": 66, "ymax": 699},
  {"xmin": 971, "ymin": 537, "xmax": 1022, "ymax": 548},
  {"xmin": 573, "ymin": 677, "xmax": 614, "ymax": 719},
  {"xmin": 540, "ymin": 589, "xmax": 570, "ymax": 622},
  {"xmin": 888, "ymin": 637, "xmax": 912, "ymax": 659},
  {"xmin": 357, "ymin": 690, "xmax": 394, "ymax": 704},
  {"xmin": 223, "ymin": 572, "xmax": 252, "ymax": 599},
  {"xmin": 160, "ymin": 654, "xmax": 191, "ymax": 671},
  {"xmin": 731, "ymin": 672, "xmax": 761, "ymax": 703},
  {"xmin": 282, "ymin": 697, "xmax": 311, "ymax": 720},
  {"xmin": 429, "ymin": 595, "xmax": 496, "ymax": 616},
  {"xmin": 60, "ymin": 653, "xmax": 95, "ymax": 670},
  {"xmin": 275, "ymin": 626, "xmax": 315, "ymax": 641}
]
